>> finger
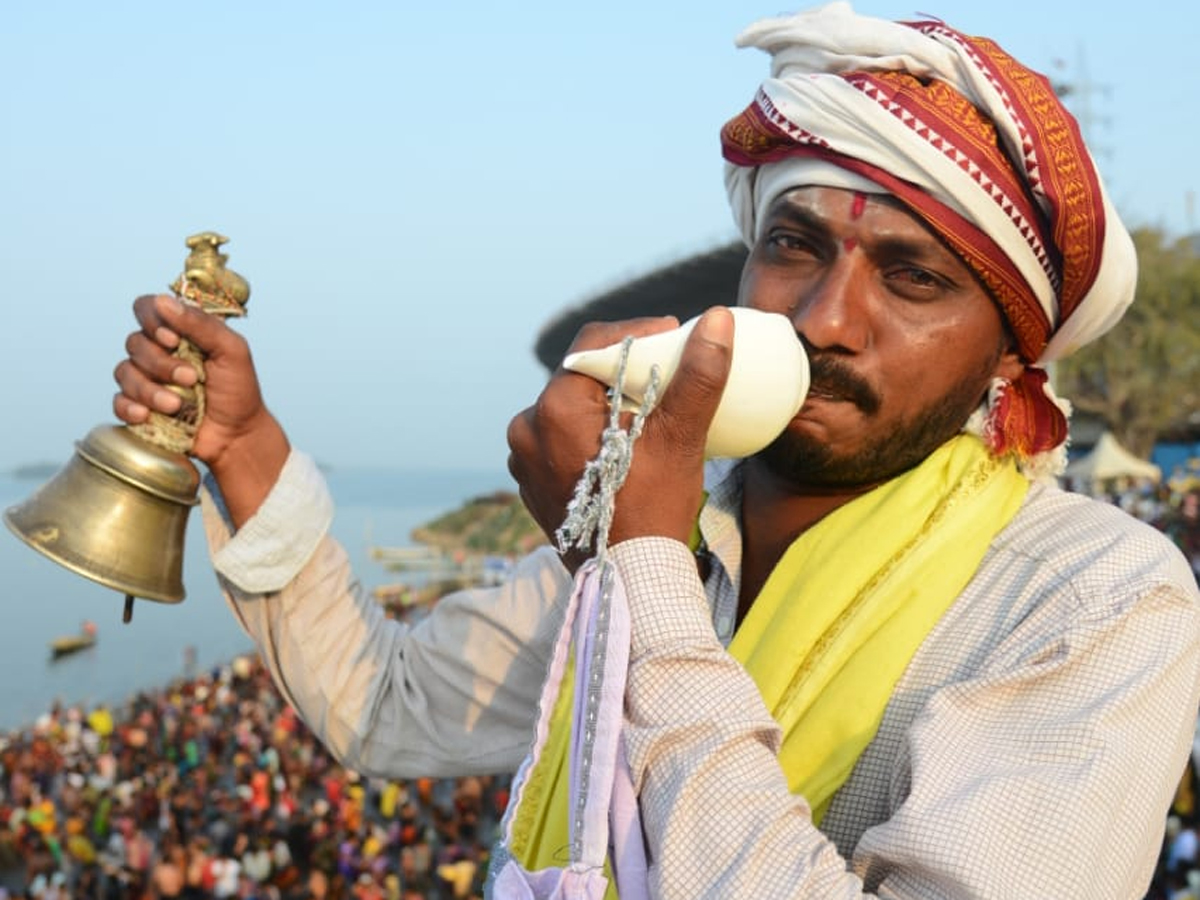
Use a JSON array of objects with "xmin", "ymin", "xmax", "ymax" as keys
[
  {"xmin": 561, "ymin": 316, "xmax": 680, "ymax": 360},
  {"xmin": 505, "ymin": 409, "xmax": 533, "ymax": 479},
  {"xmin": 151, "ymin": 293, "xmax": 239, "ymax": 357},
  {"xmin": 112, "ymin": 358, "xmax": 184, "ymax": 416},
  {"xmin": 653, "ymin": 306, "xmax": 734, "ymax": 453},
  {"xmin": 131, "ymin": 294, "xmax": 180, "ymax": 350},
  {"xmin": 123, "ymin": 331, "xmax": 199, "ymax": 388},
  {"xmin": 133, "ymin": 293, "xmax": 167, "ymax": 327},
  {"xmin": 113, "ymin": 391, "xmax": 150, "ymax": 425}
]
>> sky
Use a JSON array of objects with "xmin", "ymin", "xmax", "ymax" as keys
[{"xmin": 2, "ymin": 1, "xmax": 1197, "ymax": 474}]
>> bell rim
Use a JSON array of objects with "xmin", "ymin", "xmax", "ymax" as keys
[{"xmin": 3, "ymin": 506, "xmax": 186, "ymax": 604}]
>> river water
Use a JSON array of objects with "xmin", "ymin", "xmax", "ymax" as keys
[{"xmin": 0, "ymin": 465, "xmax": 511, "ymax": 731}]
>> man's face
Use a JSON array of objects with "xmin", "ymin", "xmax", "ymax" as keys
[{"xmin": 738, "ymin": 185, "xmax": 1023, "ymax": 488}]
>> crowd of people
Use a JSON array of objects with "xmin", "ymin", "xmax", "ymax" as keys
[
  {"xmin": 0, "ymin": 653, "xmax": 508, "ymax": 899},
  {"xmin": 1, "ymin": 464, "xmax": 1197, "ymax": 900}
]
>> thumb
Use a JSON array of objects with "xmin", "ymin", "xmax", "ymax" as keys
[{"xmin": 653, "ymin": 306, "xmax": 734, "ymax": 455}]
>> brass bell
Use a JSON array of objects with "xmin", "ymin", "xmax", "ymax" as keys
[
  {"xmin": 5, "ymin": 425, "xmax": 199, "ymax": 612},
  {"xmin": 3, "ymin": 232, "xmax": 249, "ymax": 623}
]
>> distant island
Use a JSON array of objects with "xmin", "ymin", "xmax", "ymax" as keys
[
  {"xmin": 9, "ymin": 462, "xmax": 60, "ymax": 480},
  {"xmin": 411, "ymin": 490, "xmax": 548, "ymax": 557}
]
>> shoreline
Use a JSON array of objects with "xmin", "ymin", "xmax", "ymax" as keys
[{"xmin": 0, "ymin": 637, "xmax": 261, "ymax": 739}]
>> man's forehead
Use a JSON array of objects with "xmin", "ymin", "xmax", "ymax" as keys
[
  {"xmin": 767, "ymin": 185, "xmax": 907, "ymax": 218},
  {"xmin": 765, "ymin": 186, "xmax": 950, "ymax": 251}
]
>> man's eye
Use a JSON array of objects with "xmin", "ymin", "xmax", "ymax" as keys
[
  {"xmin": 766, "ymin": 231, "xmax": 818, "ymax": 254},
  {"xmin": 890, "ymin": 266, "xmax": 945, "ymax": 290}
]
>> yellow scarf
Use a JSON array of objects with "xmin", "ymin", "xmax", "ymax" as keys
[{"xmin": 509, "ymin": 434, "xmax": 1029, "ymax": 888}]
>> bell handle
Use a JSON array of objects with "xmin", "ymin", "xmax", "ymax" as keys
[{"xmin": 127, "ymin": 233, "xmax": 250, "ymax": 455}]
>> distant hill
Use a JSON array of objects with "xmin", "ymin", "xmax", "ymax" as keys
[
  {"xmin": 411, "ymin": 490, "xmax": 548, "ymax": 556},
  {"xmin": 371, "ymin": 491, "xmax": 549, "ymax": 616}
]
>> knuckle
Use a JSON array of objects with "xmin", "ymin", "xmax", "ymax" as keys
[
  {"xmin": 112, "ymin": 394, "xmax": 141, "ymax": 424},
  {"xmin": 566, "ymin": 322, "xmax": 608, "ymax": 354},
  {"xmin": 653, "ymin": 411, "xmax": 701, "ymax": 457},
  {"xmin": 542, "ymin": 373, "xmax": 603, "ymax": 418},
  {"xmin": 683, "ymin": 359, "xmax": 728, "ymax": 397},
  {"xmin": 505, "ymin": 413, "xmax": 527, "ymax": 453},
  {"xmin": 112, "ymin": 359, "xmax": 139, "ymax": 388},
  {"xmin": 533, "ymin": 388, "xmax": 563, "ymax": 424}
]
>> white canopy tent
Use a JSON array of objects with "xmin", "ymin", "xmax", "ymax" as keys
[{"xmin": 1063, "ymin": 431, "xmax": 1162, "ymax": 485}]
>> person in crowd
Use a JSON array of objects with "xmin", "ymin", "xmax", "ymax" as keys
[
  {"xmin": 1160, "ymin": 488, "xmax": 1200, "ymax": 581},
  {"xmin": 111, "ymin": 3, "xmax": 1200, "ymax": 897},
  {"xmin": 149, "ymin": 836, "xmax": 186, "ymax": 899}
]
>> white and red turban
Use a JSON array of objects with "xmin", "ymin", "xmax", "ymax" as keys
[{"xmin": 722, "ymin": 2, "xmax": 1137, "ymax": 463}]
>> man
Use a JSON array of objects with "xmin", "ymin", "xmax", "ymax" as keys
[{"xmin": 114, "ymin": 4, "xmax": 1199, "ymax": 897}]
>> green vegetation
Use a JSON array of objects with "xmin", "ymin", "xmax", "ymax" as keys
[
  {"xmin": 1057, "ymin": 227, "xmax": 1200, "ymax": 458},
  {"xmin": 411, "ymin": 491, "xmax": 548, "ymax": 556}
]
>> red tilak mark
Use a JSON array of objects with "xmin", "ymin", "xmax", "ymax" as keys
[
  {"xmin": 843, "ymin": 237, "xmax": 858, "ymax": 253},
  {"xmin": 851, "ymin": 191, "xmax": 867, "ymax": 219}
]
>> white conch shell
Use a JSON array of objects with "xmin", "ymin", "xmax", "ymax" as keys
[{"xmin": 561, "ymin": 307, "xmax": 809, "ymax": 459}]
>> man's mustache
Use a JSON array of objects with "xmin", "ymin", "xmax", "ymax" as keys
[{"xmin": 804, "ymin": 353, "xmax": 881, "ymax": 415}]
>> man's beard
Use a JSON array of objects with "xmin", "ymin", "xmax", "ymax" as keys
[{"xmin": 756, "ymin": 352, "xmax": 994, "ymax": 489}]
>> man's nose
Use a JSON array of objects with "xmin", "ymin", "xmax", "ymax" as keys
[{"xmin": 791, "ymin": 260, "xmax": 870, "ymax": 353}]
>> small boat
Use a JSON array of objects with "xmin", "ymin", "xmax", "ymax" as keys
[{"xmin": 49, "ymin": 621, "xmax": 97, "ymax": 660}]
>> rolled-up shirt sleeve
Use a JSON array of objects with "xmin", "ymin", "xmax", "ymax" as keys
[
  {"xmin": 207, "ymin": 450, "xmax": 334, "ymax": 593},
  {"xmin": 199, "ymin": 450, "xmax": 573, "ymax": 778}
]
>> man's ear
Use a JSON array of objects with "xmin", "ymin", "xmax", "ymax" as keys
[{"xmin": 994, "ymin": 347, "xmax": 1026, "ymax": 382}]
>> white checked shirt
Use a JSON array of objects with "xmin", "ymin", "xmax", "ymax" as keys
[{"xmin": 204, "ymin": 451, "xmax": 1200, "ymax": 899}]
